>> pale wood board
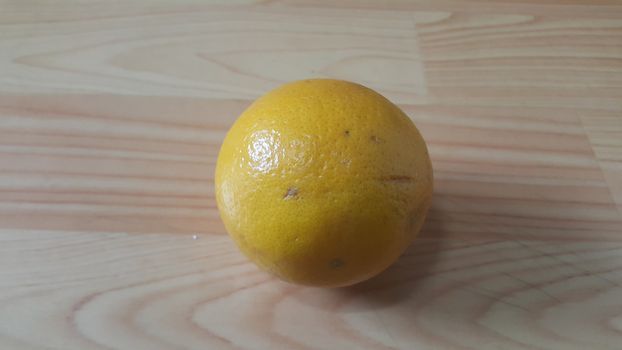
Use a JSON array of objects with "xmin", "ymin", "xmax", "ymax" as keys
[{"xmin": 1, "ymin": 1, "xmax": 622, "ymax": 349}]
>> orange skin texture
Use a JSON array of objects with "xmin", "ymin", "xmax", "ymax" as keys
[{"xmin": 215, "ymin": 79, "xmax": 433, "ymax": 287}]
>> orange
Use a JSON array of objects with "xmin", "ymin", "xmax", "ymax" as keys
[{"xmin": 215, "ymin": 79, "xmax": 433, "ymax": 287}]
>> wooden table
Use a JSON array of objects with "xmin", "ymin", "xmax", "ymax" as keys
[{"xmin": 2, "ymin": 1, "xmax": 622, "ymax": 349}]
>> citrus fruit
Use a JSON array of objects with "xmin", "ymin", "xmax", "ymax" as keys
[{"xmin": 215, "ymin": 79, "xmax": 433, "ymax": 287}]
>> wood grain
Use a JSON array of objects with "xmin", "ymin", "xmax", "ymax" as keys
[{"xmin": 1, "ymin": 1, "xmax": 622, "ymax": 349}]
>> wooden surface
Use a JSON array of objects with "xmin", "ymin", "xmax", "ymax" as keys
[{"xmin": 1, "ymin": 1, "xmax": 622, "ymax": 349}]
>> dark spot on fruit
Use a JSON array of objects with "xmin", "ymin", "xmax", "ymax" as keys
[
  {"xmin": 284, "ymin": 187, "xmax": 298, "ymax": 199},
  {"xmin": 344, "ymin": 130, "xmax": 350, "ymax": 136},
  {"xmin": 329, "ymin": 258, "xmax": 345, "ymax": 269}
]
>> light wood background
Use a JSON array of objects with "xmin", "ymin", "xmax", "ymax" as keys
[{"xmin": 1, "ymin": 1, "xmax": 622, "ymax": 349}]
